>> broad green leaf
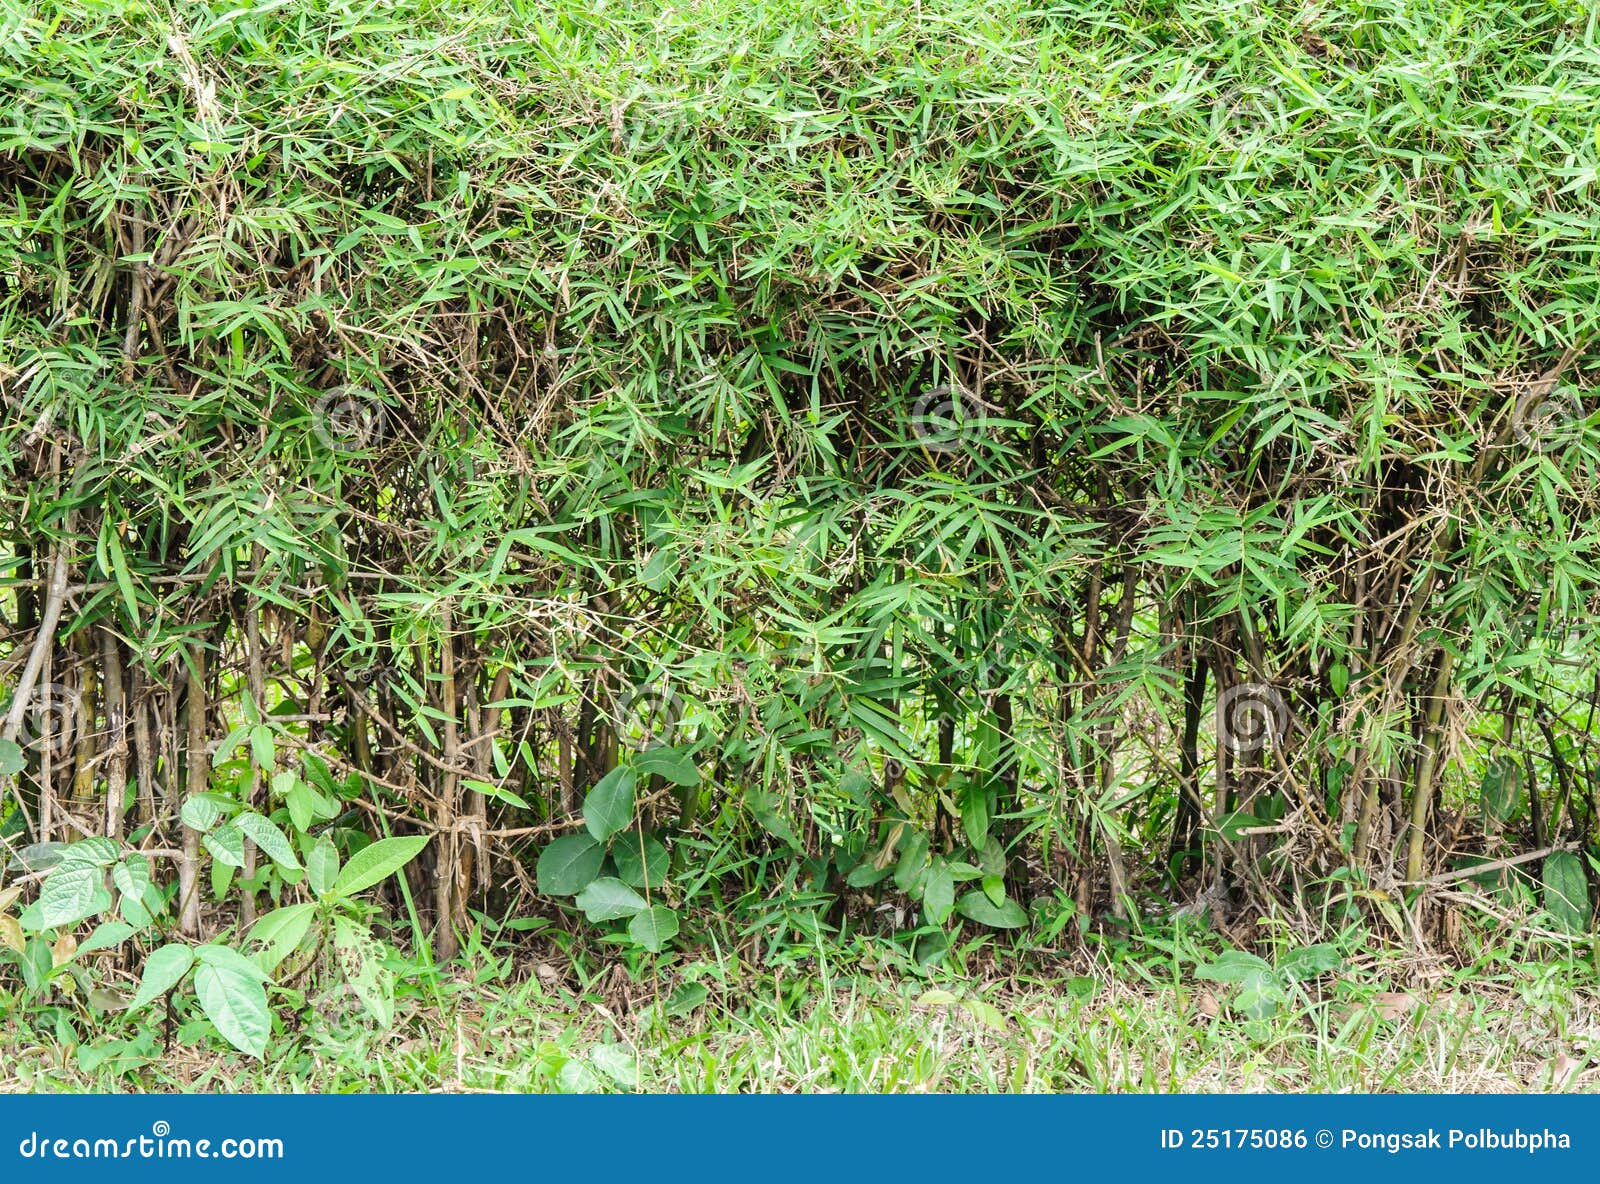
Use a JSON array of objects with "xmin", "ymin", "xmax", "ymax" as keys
[
  {"xmin": 894, "ymin": 830, "xmax": 930, "ymax": 893},
  {"xmin": 664, "ymin": 982, "xmax": 707, "ymax": 1016},
  {"xmin": 1481, "ymin": 758, "xmax": 1520, "ymax": 823},
  {"xmin": 627, "ymin": 905, "xmax": 679, "ymax": 951},
  {"xmin": 575, "ymin": 877, "xmax": 649, "ymax": 921},
  {"xmin": 250, "ymin": 724, "xmax": 275, "ymax": 770},
  {"xmin": 18, "ymin": 937, "xmax": 51, "ymax": 992},
  {"xmin": 195, "ymin": 942, "xmax": 271, "ymax": 983},
  {"xmin": 181, "ymin": 796, "xmax": 224, "ymax": 831},
  {"xmin": 0, "ymin": 738, "xmax": 23, "ymax": 775},
  {"xmin": 846, "ymin": 861, "xmax": 893, "ymax": 888},
  {"xmin": 1544, "ymin": 851, "xmax": 1590, "ymax": 933},
  {"xmin": 537, "ymin": 833, "xmax": 605, "ymax": 896},
  {"xmin": 1279, "ymin": 943, "xmax": 1343, "ymax": 981},
  {"xmin": 194, "ymin": 960, "xmax": 271, "ymax": 1058},
  {"xmin": 923, "ymin": 860, "xmax": 955, "ymax": 924},
  {"xmin": 79, "ymin": 919, "xmax": 136, "ymax": 953},
  {"xmin": 955, "ymin": 889, "xmax": 1028, "ymax": 929},
  {"xmin": 235, "ymin": 811, "xmax": 302, "ymax": 870},
  {"xmin": 205, "ymin": 823, "xmax": 245, "ymax": 868},
  {"xmin": 28, "ymin": 865, "xmax": 113, "ymax": 929},
  {"xmin": 331, "ymin": 836, "xmax": 429, "ymax": 897},
  {"xmin": 286, "ymin": 780, "xmax": 316, "ymax": 833},
  {"xmin": 981, "ymin": 873, "xmax": 1007, "ymax": 908},
  {"xmin": 307, "ymin": 836, "xmax": 340, "ymax": 895},
  {"xmin": 591, "ymin": 1042, "xmax": 637, "ymax": 1088},
  {"xmin": 249, "ymin": 902, "xmax": 318, "ymax": 973},
  {"xmin": 119, "ymin": 886, "xmax": 154, "ymax": 929},
  {"xmin": 58, "ymin": 837, "xmax": 119, "ymax": 869},
  {"xmin": 556, "ymin": 1059, "xmax": 602, "ymax": 1093},
  {"xmin": 333, "ymin": 914, "xmax": 394, "ymax": 1028},
  {"xmin": 1196, "ymin": 950, "xmax": 1275, "ymax": 983},
  {"xmin": 584, "ymin": 766, "xmax": 637, "ymax": 842},
  {"xmin": 613, "ymin": 832, "xmax": 670, "ymax": 890},
  {"xmin": 632, "ymin": 746, "xmax": 700, "ymax": 787},
  {"xmin": 961, "ymin": 780, "xmax": 990, "ymax": 849},
  {"xmin": 129, "ymin": 944, "xmax": 195, "ymax": 1010},
  {"xmin": 112, "ymin": 855, "xmax": 151, "ymax": 900},
  {"xmin": 964, "ymin": 998, "xmax": 1009, "ymax": 1033},
  {"xmin": 1233, "ymin": 966, "xmax": 1288, "ymax": 1020}
]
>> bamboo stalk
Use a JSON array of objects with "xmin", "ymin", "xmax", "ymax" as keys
[
  {"xmin": 178, "ymin": 648, "xmax": 206, "ymax": 938},
  {"xmin": 433, "ymin": 604, "xmax": 461, "ymax": 960},
  {"xmin": 101, "ymin": 630, "xmax": 127, "ymax": 843},
  {"xmin": 1404, "ymin": 650, "xmax": 1456, "ymax": 884}
]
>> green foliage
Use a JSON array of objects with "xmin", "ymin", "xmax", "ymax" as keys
[
  {"xmin": 1197, "ymin": 943, "xmax": 1344, "ymax": 1020},
  {"xmin": 1542, "ymin": 852, "xmax": 1591, "ymax": 933},
  {"xmin": 2, "ymin": 0, "xmax": 1600, "ymax": 1049}
]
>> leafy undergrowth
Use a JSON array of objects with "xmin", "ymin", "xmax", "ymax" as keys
[{"xmin": 6, "ymin": 924, "xmax": 1599, "ymax": 1093}]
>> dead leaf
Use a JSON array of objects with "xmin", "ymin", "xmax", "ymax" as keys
[
  {"xmin": 89, "ymin": 987, "xmax": 129, "ymax": 1013},
  {"xmin": 1373, "ymin": 991, "xmax": 1419, "ymax": 1020},
  {"xmin": 0, "ymin": 913, "xmax": 22, "ymax": 954},
  {"xmin": 51, "ymin": 931, "xmax": 77, "ymax": 967},
  {"xmin": 1550, "ymin": 1052, "xmax": 1582, "ymax": 1090}
]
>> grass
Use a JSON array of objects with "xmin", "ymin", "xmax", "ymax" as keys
[
  {"xmin": 4, "ymin": 0, "xmax": 1600, "ymax": 1095},
  {"xmin": 7, "ymin": 923, "xmax": 1600, "ymax": 1093}
]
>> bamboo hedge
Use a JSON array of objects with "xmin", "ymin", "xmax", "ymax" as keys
[{"xmin": 2, "ymin": 0, "xmax": 1599, "ymax": 968}]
